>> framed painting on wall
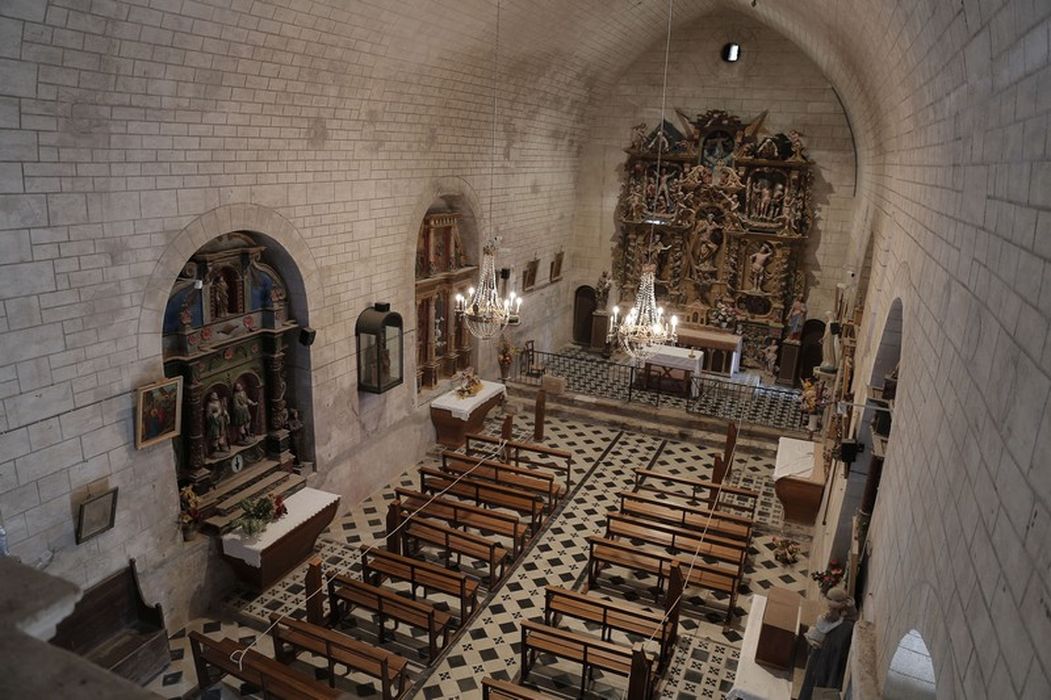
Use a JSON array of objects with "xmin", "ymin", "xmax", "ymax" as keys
[
  {"xmin": 75, "ymin": 487, "xmax": 119, "ymax": 544},
  {"xmin": 135, "ymin": 376, "xmax": 183, "ymax": 449},
  {"xmin": 523, "ymin": 259, "xmax": 539, "ymax": 291}
]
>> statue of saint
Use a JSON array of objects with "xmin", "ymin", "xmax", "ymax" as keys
[
  {"xmin": 230, "ymin": 383, "xmax": 257, "ymax": 444},
  {"xmin": 205, "ymin": 392, "xmax": 230, "ymax": 454},
  {"xmin": 212, "ymin": 274, "xmax": 229, "ymax": 318},
  {"xmin": 799, "ymin": 589, "xmax": 857, "ymax": 700},
  {"xmin": 786, "ymin": 298, "xmax": 807, "ymax": 341},
  {"xmin": 595, "ymin": 271, "xmax": 612, "ymax": 308},
  {"xmin": 820, "ymin": 312, "xmax": 839, "ymax": 371},
  {"xmin": 749, "ymin": 242, "xmax": 775, "ymax": 290}
]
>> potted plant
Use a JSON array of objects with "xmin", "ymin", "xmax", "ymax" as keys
[
  {"xmin": 811, "ymin": 559, "xmax": 845, "ymax": 594},
  {"xmin": 496, "ymin": 335, "xmax": 518, "ymax": 381}
]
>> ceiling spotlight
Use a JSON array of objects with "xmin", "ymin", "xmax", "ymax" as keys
[{"xmin": 722, "ymin": 43, "xmax": 741, "ymax": 63}]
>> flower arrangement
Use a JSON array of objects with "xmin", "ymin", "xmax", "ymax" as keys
[
  {"xmin": 496, "ymin": 335, "xmax": 518, "ymax": 367},
  {"xmin": 234, "ymin": 493, "xmax": 288, "ymax": 536},
  {"xmin": 811, "ymin": 560, "xmax": 845, "ymax": 594},
  {"xmin": 455, "ymin": 367, "xmax": 483, "ymax": 398},
  {"xmin": 178, "ymin": 485, "xmax": 201, "ymax": 536},
  {"xmin": 773, "ymin": 537, "xmax": 801, "ymax": 565},
  {"xmin": 709, "ymin": 299, "xmax": 739, "ymax": 330}
]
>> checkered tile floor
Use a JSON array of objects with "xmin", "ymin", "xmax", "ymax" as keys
[
  {"xmin": 526, "ymin": 346, "xmax": 803, "ymax": 431},
  {"xmin": 149, "ymin": 411, "xmax": 812, "ymax": 699}
]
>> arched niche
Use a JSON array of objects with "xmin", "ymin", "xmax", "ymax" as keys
[
  {"xmin": 161, "ymin": 232, "xmax": 314, "ymax": 526},
  {"xmin": 884, "ymin": 629, "xmax": 936, "ymax": 699},
  {"xmin": 414, "ymin": 196, "xmax": 481, "ymax": 391}
]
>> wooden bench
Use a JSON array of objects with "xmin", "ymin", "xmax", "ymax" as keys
[
  {"xmin": 50, "ymin": 558, "xmax": 169, "ymax": 685},
  {"xmin": 419, "ymin": 465, "xmax": 545, "ymax": 532},
  {"xmin": 605, "ymin": 511, "xmax": 748, "ymax": 571},
  {"xmin": 188, "ymin": 632, "xmax": 343, "ymax": 699},
  {"xmin": 327, "ymin": 572, "xmax": 450, "ymax": 659},
  {"xmin": 464, "ymin": 433, "xmax": 574, "ymax": 491},
  {"xmin": 482, "ymin": 676, "xmax": 558, "ymax": 699},
  {"xmin": 269, "ymin": 615, "xmax": 407, "ymax": 700},
  {"xmin": 544, "ymin": 586, "xmax": 678, "ymax": 670},
  {"xmin": 441, "ymin": 451, "xmax": 566, "ymax": 511},
  {"xmin": 632, "ymin": 467, "xmax": 759, "ymax": 518},
  {"xmin": 361, "ymin": 546, "xmax": 478, "ymax": 622},
  {"xmin": 389, "ymin": 501, "xmax": 508, "ymax": 587},
  {"xmin": 394, "ymin": 488, "xmax": 529, "ymax": 558},
  {"xmin": 520, "ymin": 620, "xmax": 657, "ymax": 699},
  {"xmin": 618, "ymin": 490, "xmax": 754, "ymax": 545},
  {"xmin": 587, "ymin": 535, "xmax": 740, "ymax": 627}
]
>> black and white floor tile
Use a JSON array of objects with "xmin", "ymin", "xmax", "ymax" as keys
[{"xmin": 154, "ymin": 411, "xmax": 810, "ymax": 699}]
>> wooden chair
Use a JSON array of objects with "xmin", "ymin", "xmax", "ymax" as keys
[{"xmin": 521, "ymin": 340, "xmax": 546, "ymax": 378}]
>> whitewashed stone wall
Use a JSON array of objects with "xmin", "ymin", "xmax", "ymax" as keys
[{"xmin": 570, "ymin": 9, "xmax": 857, "ymax": 320}]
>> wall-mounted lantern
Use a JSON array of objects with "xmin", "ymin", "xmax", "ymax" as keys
[{"xmin": 356, "ymin": 303, "xmax": 403, "ymax": 394}]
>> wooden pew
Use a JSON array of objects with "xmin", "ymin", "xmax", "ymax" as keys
[
  {"xmin": 268, "ymin": 614, "xmax": 407, "ymax": 700},
  {"xmin": 605, "ymin": 511, "xmax": 748, "ymax": 571},
  {"xmin": 327, "ymin": 572, "xmax": 450, "ymax": 659},
  {"xmin": 389, "ymin": 501, "xmax": 508, "ymax": 588},
  {"xmin": 395, "ymin": 487, "xmax": 529, "ymax": 557},
  {"xmin": 586, "ymin": 535, "xmax": 740, "ymax": 627},
  {"xmin": 520, "ymin": 620, "xmax": 657, "ymax": 699},
  {"xmin": 417, "ymin": 466, "xmax": 545, "ymax": 533},
  {"xmin": 361, "ymin": 546, "xmax": 479, "ymax": 622},
  {"xmin": 464, "ymin": 433, "xmax": 574, "ymax": 491},
  {"xmin": 618, "ymin": 490, "xmax": 754, "ymax": 546},
  {"xmin": 712, "ymin": 422, "xmax": 738, "ymax": 484},
  {"xmin": 188, "ymin": 632, "xmax": 343, "ymax": 699},
  {"xmin": 543, "ymin": 586, "xmax": 678, "ymax": 670},
  {"xmin": 482, "ymin": 676, "xmax": 558, "ymax": 699},
  {"xmin": 632, "ymin": 467, "xmax": 759, "ymax": 518},
  {"xmin": 441, "ymin": 451, "xmax": 566, "ymax": 511}
]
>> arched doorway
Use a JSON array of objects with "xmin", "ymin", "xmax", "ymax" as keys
[
  {"xmin": 798, "ymin": 317, "xmax": 825, "ymax": 380},
  {"xmin": 884, "ymin": 630, "xmax": 936, "ymax": 699},
  {"xmin": 573, "ymin": 285, "xmax": 597, "ymax": 345}
]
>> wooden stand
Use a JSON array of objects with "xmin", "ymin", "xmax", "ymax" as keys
[{"xmin": 777, "ymin": 340, "xmax": 801, "ymax": 387}]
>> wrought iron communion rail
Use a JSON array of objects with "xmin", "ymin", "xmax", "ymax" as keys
[{"xmin": 514, "ymin": 348, "xmax": 802, "ymax": 431}]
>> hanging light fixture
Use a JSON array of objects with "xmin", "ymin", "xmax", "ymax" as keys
[
  {"xmin": 608, "ymin": 0, "xmax": 678, "ymax": 361},
  {"xmin": 457, "ymin": 0, "xmax": 521, "ymax": 341}
]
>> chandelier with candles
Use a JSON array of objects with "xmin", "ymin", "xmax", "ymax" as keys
[
  {"xmin": 456, "ymin": 238, "xmax": 521, "ymax": 340},
  {"xmin": 606, "ymin": 0, "xmax": 678, "ymax": 362}
]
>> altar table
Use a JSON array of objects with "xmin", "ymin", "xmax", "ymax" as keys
[
  {"xmin": 644, "ymin": 345, "xmax": 704, "ymax": 397},
  {"xmin": 773, "ymin": 437, "xmax": 826, "ymax": 524},
  {"xmin": 429, "ymin": 380, "xmax": 506, "ymax": 448},
  {"xmin": 675, "ymin": 326, "xmax": 742, "ymax": 375},
  {"xmin": 221, "ymin": 487, "xmax": 340, "ymax": 591},
  {"xmin": 727, "ymin": 594, "xmax": 794, "ymax": 700}
]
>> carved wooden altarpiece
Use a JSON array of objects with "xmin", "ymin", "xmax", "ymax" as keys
[
  {"xmin": 162, "ymin": 233, "xmax": 301, "ymax": 499},
  {"xmin": 613, "ymin": 110, "xmax": 813, "ymax": 367}
]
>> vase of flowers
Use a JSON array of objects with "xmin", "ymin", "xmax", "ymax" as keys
[
  {"xmin": 234, "ymin": 493, "xmax": 288, "ymax": 536},
  {"xmin": 773, "ymin": 537, "xmax": 800, "ymax": 566},
  {"xmin": 811, "ymin": 559, "xmax": 845, "ymax": 594},
  {"xmin": 497, "ymin": 335, "xmax": 517, "ymax": 381},
  {"xmin": 178, "ymin": 485, "xmax": 201, "ymax": 541}
]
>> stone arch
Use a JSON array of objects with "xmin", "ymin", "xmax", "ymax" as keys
[
  {"xmin": 403, "ymin": 176, "xmax": 487, "ymax": 290},
  {"xmin": 876, "ymin": 580, "xmax": 958, "ymax": 699},
  {"xmin": 137, "ymin": 204, "xmax": 325, "ymax": 365}
]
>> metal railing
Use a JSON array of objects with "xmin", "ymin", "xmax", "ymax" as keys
[{"xmin": 514, "ymin": 348, "xmax": 803, "ymax": 431}]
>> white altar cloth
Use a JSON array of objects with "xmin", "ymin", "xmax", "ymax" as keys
[
  {"xmin": 773, "ymin": 437, "xmax": 818, "ymax": 481},
  {"xmin": 726, "ymin": 594, "xmax": 794, "ymax": 700},
  {"xmin": 430, "ymin": 380, "xmax": 506, "ymax": 420},
  {"xmin": 222, "ymin": 487, "xmax": 340, "ymax": 569},
  {"xmin": 646, "ymin": 345, "xmax": 703, "ymax": 397}
]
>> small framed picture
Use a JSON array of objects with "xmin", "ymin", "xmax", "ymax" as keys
[
  {"xmin": 549, "ymin": 251, "xmax": 564, "ymax": 282},
  {"xmin": 136, "ymin": 376, "xmax": 183, "ymax": 449},
  {"xmin": 76, "ymin": 487, "xmax": 118, "ymax": 544},
  {"xmin": 522, "ymin": 259, "xmax": 539, "ymax": 292}
]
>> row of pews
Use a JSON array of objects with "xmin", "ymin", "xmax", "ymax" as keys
[
  {"xmin": 492, "ymin": 423, "xmax": 751, "ymax": 699},
  {"xmin": 189, "ymin": 432, "xmax": 572, "ymax": 699}
]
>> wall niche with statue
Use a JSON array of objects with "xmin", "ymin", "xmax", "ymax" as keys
[
  {"xmin": 162, "ymin": 233, "xmax": 311, "ymax": 536},
  {"xmin": 613, "ymin": 109, "xmax": 813, "ymax": 368}
]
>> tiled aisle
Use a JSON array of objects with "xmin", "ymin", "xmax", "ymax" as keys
[{"xmin": 147, "ymin": 412, "xmax": 812, "ymax": 699}]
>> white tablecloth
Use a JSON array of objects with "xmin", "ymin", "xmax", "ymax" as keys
[
  {"xmin": 774, "ymin": 437, "xmax": 818, "ymax": 481},
  {"xmin": 727, "ymin": 594, "xmax": 794, "ymax": 700},
  {"xmin": 646, "ymin": 345, "xmax": 703, "ymax": 397},
  {"xmin": 221, "ymin": 487, "xmax": 340, "ymax": 568},
  {"xmin": 430, "ymin": 379, "xmax": 506, "ymax": 420}
]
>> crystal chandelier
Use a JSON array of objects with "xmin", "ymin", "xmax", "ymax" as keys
[
  {"xmin": 608, "ymin": 261, "xmax": 677, "ymax": 361},
  {"xmin": 456, "ymin": 238, "xmax": 521, "ymax": 340}
]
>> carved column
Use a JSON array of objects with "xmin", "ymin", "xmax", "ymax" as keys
[
  {"xmin": 263, "ymin": 333, "xmax": 293, "ymax": 467},
  {"xmin": 185, "ymin": 365, "xmax": 209, "ymax": 487}
]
